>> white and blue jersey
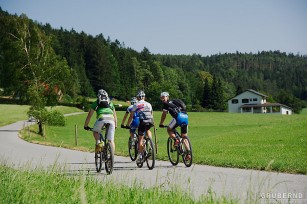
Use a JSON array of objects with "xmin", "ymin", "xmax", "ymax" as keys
[{"xmin": 127, "ymin": 105, "xmax": 140, "ymax": 130}]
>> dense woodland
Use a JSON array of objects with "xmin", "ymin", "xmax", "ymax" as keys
[{"xmin": 1, "ymin": 8, "xmax": 307, "ymax": 113}]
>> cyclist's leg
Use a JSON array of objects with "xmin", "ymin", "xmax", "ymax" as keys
[
  {"xmin": 167, "ymin": 118, "xmax": 177, "ymax": 139},
  {"xmin": 181, "ymin": 124, "xmax": 191, "ymax": 157},
  {"xmin": 145, "ymin": 120, "xmax": 153, "ymax": 138},
  {"xmin": 130, "ymin": 126, "xmax": 137, "ymax": 138},
  {"xmin": 137, "ymin": 122, "xmax": 145, "ymax": 153},
  {"xmin": 93, "ymin": 118, "xmax": 104, "ymax": 144},
  {"xmin": 104, "ymin": 117, "xmax": 116, "ymax": 152}
]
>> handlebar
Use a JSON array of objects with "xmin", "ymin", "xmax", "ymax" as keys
[
  {"xmin": 84, "ymin": 126, "xmax": 93, "ymax": 131},
  {"xmin": 120, "ymin": 125, "xmax": 131, "ymax": 129}
]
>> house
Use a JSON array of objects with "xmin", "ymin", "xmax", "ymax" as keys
[{"xmin": 228, "ymin": 89, "xmax": 292, "ymax": 115}]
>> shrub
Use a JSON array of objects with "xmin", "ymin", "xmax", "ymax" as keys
[{"xmin": 47, "ymin": 110, "xmax": 65, "ymax": 126}]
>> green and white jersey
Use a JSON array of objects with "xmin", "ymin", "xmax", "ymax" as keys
[{"xmin": 91, "ymin": 100, "xmax": 115, "ymax": 119}]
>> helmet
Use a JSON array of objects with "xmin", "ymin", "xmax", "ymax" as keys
[
  {"xmin": 130, "ymin": 97, "xmax": 137, "ymax": 105},
  {"xmin": 137, "ymin": 90, "xmax": 145, "ymax": 99},
  {"xmin": 97, "ymin": 89, "xmax": 108, "ymax": 97},
  {"xmin": 160, "ymin": 92, "xmax": 169, "ymax": 97}
]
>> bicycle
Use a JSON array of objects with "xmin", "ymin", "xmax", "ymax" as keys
[
  {"xmin": 87, "ymin": 124, "xmax": 114, "ymax": 174},
  {"xmin": 162, "ymin": 126, "xmax": 193, "ymax": 167},
  {"xmin": 123, "ymin": 126, "xmax": 155, "ymax": 170},
  {"xmin": 121, "ymin": 126, "xmax": 138, "ymax": 161}
]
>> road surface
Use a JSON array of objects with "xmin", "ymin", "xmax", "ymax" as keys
[{"xmin": 0, "ymin": 120, "xmax": 306, "ymax": 203}]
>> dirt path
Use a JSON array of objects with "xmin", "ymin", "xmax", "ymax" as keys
[{"xmin": 0, "ymin": 121, "xmax": 306, "ymax": 203}]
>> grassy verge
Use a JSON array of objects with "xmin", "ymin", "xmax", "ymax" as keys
[
  {"xmin": 0, "ymin": 104, "xmax": 82, "ymax": 127},
  {"xmin": 20, "ymin": 110, "xmax": 307, "ymax": 174},
  {"xmin": 0, "ymin": 164, "xmax": 237, "ymax": 204}
]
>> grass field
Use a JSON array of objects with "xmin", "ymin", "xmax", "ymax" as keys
[
  {"xmin": 17, "ymin": 107, "xmax": 307, "ymax": 174},
  {"xmin": 0, "ymin": 104, "xmax": 82, "ymax": 127}
]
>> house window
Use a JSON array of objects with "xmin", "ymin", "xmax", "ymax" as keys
[
  {"xmin": 242, "ymin": 98, "xmax": 249, "ymax": 103},
  {"xmin": 232, "ymin": 99, "xmax": 238, "ymax": 104},
  {"xmin": 253, "ymin": 98, "xmax": 257, "ymax": 101}
]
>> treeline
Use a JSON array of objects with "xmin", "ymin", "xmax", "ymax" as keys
[{"xmin": 0, "ymin": 8, "xmax": 306, "ymax": 113}]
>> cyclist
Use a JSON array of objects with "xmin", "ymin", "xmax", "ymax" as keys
[
  {"xmin": 158, "ymin": 91, "xmax": 191, "ymax": 160},
  {"xmin": 84, "ymin": 89, "xmax": 117, "ymax": 153},
  {"xmin": 121, "ymin": 97, "xmax": 139, "ymax": 141},
  {"xmin": 126, "ymin": 90, "xmax": 154, "ymax": 164}
]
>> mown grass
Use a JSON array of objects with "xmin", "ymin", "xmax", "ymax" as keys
[
  {"xmin": 0, "ymin": 104, "xmax": 82, "ymax": 126},
  {"xmin": 19, "ymin": 109, "xmax": 307, "ymax": 174},
  {"xmin": 0, "ymin": 164, "xmax": 237, "ymax": 204}
]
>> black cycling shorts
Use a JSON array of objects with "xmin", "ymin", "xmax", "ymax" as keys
[{"xmin": 138, "ymin": 120, "xmax": 153, "ymax": 136}]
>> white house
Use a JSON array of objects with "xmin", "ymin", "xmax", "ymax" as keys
[{"xmin": 228, "ymin": 89, "xmax": 292, "ymax": 115}]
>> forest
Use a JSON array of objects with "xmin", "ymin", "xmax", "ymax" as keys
[{"xmin": 1, "ymin": 8, "xmax": 306, "ymax": 113}]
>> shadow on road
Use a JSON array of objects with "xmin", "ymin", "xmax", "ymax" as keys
[{"xmin": 0, "ymin": 130, "xmax": 19, "ymax": 132}]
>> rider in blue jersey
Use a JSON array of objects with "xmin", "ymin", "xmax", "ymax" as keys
[{"xmin": 121, "ymin": 97, "xmax": 139, "ymax": 139}]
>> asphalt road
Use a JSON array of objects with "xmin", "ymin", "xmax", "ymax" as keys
[{"xmin": 0, "ymin": 120, "xmax": 306, "ymax": 203}]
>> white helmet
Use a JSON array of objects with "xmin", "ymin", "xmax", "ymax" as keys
[
  {"xmin": 160, "ymin": 92, "xmax": 169, "ymax": 97},
  {"xmin": 130, "ymin": 97, "xmax": 137, "ymax": 105},
  {"xmin": 97, "ymin": 89, "xmax": 108, "ymax": 97},
  {"xmin": 137, "ymin": 90, "xmax": 145, "ymax": 99}
]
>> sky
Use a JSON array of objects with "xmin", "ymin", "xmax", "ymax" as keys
[{"xmin": 1, "ymin": 0, "xmax": 307, "ymax": 56}]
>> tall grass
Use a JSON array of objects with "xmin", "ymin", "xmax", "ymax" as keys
[
  {"xmin": 20, "ymin": 110, "xmax": 307, "ymax": 174},
  {"xmin": 0, "ymin": 164, "xmax": 237, "ymax": 204}
]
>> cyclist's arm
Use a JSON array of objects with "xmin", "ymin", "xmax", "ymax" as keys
[
  {"xmin": 113, "ymin": 109, "xmax": 118, "ymax": 128},
  {"xmin": 84, "ymin": 109, "xmax": 95, "ymax": 127},
  {"xmin": 121, "ymin": 112, "xmax": 129, "ymax": 126},
  {"xmin": 126, "ymin": 111, "xmax": 134, "ymax": 127},
  {"xmin": 159, "ymin": 110, "xmax": 167, "ymax": 126}
]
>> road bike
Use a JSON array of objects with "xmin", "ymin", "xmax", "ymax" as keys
[
  {"xmin": 88, "ymin": 124, "xmax": 114, "ymax": 174},
  {"xmin": 162, "ymin": 126, "xmax": 193, "ymax": 167},
  {"xmin": 123, "ymin": 126, "xmax": 155, "ymax": 170}
]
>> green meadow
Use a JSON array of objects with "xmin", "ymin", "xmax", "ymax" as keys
[{"xmin": 16, "ymin": 107, "xmax": 307, "ymax": 174}]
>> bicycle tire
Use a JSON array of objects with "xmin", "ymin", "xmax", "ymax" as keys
[
  {"xmin": 167, "ymin": 137, "xmax": 179, "ymax": 166},
  {"xmin": 181, "ymin": 136, "xmax": 193, "ymax": 167},
  {"xmin": 95, "ymin": 151, "xmax": 103, "ymax": 172},
  {"xmin": 128, "ymin": 135, "xmax": 138, "ymax": 161},
  {"xmin": 104, "ymin": 142, "xmax": 114, "ymax": 174},
  {"xmin": 145, "ymin": 137, "xmax": 155, "ymax": 170}
]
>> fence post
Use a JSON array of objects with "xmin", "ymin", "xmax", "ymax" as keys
[{"xmin": 75, "ymin": 124, "xmax": 78, "ymax": 146}]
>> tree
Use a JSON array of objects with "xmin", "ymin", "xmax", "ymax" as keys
[
  {"xmin": 202, "ymin": 78, "xmax": 211, "ymax": 108},
  {"xmin": 9, "ymin": 14, "xmax": 74, "ymax": 135}
]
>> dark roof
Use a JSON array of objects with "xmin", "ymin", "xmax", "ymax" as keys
[
  {"xmin": 245, "ymin": 89, "xmax": 268, "ymax": 97},
  {"xmin": 228, "ymin": 89, "xmax": 267, "ymax": 101}
]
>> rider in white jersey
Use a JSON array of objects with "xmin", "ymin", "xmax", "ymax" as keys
[{"xmin": 126, "ymin": 91, "xmax": 154, "ymax": 163}]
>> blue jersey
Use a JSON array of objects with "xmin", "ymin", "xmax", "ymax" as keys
[{"xmin": 127, "ymin": 105, "xmax": 139, "ymax": 127}]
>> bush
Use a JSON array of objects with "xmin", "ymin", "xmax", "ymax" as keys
[{"xmin": 47, "ymin": 110, "xmax": 65, "ymax": 126}]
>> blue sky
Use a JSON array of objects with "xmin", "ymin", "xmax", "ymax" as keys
[{"xmin": 1, "ymin": 0, "xmax": 307, "ymax": 56}]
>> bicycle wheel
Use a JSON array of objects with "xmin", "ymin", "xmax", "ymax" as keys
[
  {"xmin": 104, "ymin": 142, "xmax": 114, "ymax": 174},
  {"xmin": 95, "ymin": 151, "xmax": 103, "ymax": 172},
  {"xmin": 145, "ymin": 137, "xmax": 155, "ymax": 170},
  {"xmin": 167, "ymin": 137, "xmax": 179, "ymax": 166},
  {"xmin": 128, "ymin": 136, "xmax": 137, "ymax": 161},
  {"xmin": 181, "ymin": 136, "xmax": 193, "ymax": 167}
]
